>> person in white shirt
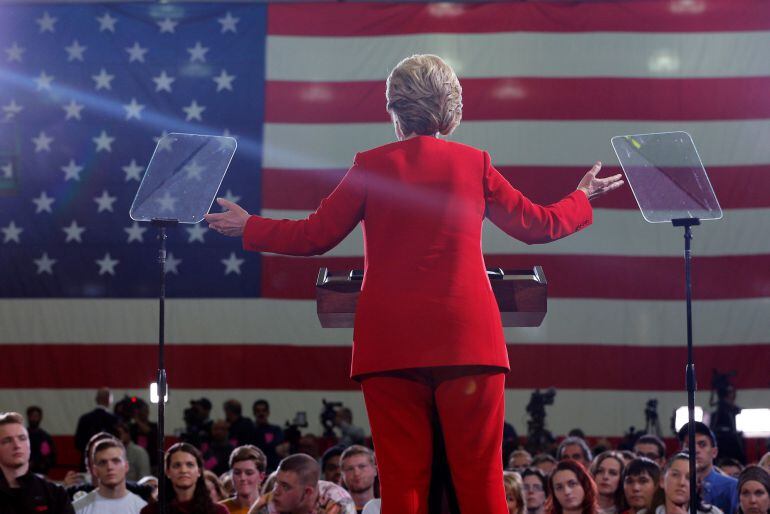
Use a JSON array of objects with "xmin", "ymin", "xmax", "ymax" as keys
[{"xmin": 73, "ymin": 438, "xmax": 147, "ymax": 514}]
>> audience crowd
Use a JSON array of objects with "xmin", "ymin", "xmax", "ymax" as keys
[{"xmin": 2, "ymin": 388, "xmax": 769, "ymax": 514}]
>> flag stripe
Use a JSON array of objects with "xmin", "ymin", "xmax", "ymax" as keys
[
  {"xmin": 265, "ymin": 77, "xmax": 770, "ymax": 123},
  {"xmin": 261, "ymin": 254, "xmax": 770, "ymax": 300},
  {"xmin": 1, "ymin": 343, "xmax": 768, "ymax": 391},
  {"xmin": 262, "ymin": 165, "xmax": 770, "ymax": 211},
  {"xmin": 268, "ymin": 3, "xmax": 770, "ymax": 36}
]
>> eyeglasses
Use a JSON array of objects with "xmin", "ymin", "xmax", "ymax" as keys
[{"xmin": 523, "ymin": 484, "xmax": 544, "ymax": 492}]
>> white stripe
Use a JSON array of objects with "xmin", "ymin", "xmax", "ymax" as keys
[
  {"xmin": 260, "ymin": 208, "xmax": 770, "ymax": 257},
  {"xmin": 267, "ymin": 32, "xmax": 770, "ymax": 81},
  {"xmin": 263, "ymin": 120, "xmax": 770, "ymax": 169},
  {"xmin": 3, "ymin": 388, "xmax": 767, "ymax": 440},
  {"xmin": 1, "ymin": 298, "xmax": 767, "ymax": 347}
]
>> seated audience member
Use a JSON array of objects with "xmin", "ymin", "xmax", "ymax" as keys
[
  {"xmin": 758, "ymin": 454, "xmax": 770, "ymax": 474},
  {"xmin": 204, "ymin": 420, "xmax": 236, "ymax": 477},
  {"xmin": 224, "ymin": 400, "xmax": 257, "ymax": 447},
  {"xmin": 260, "ymin": 471, "xmax": 277, "ymax": 497},
  {"xmin": 205, "ymin": 471, "xmax": 227, "ymax": 503},
  {"xmin": 252, "ymin": 400, "xmax": 284, "ymax": 472},
  {"xmin": 510, "ymin": 450, "xmax": 535, "ymax": 471},
  {"xmin": 547, "ymin": 459, "xmax": 598, "ymax": 514},
  {"xmin": 591, "ymin": 451, "xmax": 626, "ymax": 514},
  {"xmin": 719, "ymin": 459, "xmax": 745, "ymax": 480},
  {"xmin": 221, "ymin": 471, "xmax": 235, "ymax": 498},
  {"xmin": 75, "ymin": 389, "xmax": 118, "ymax": 468},
  {"xmin": 634, "ymin": 436, "xmax": 667, "ymax": 469},
  {"xmin": 184, "ymin": 398, "xmax": 214, "ymax": 449},
  {"xmin": 736, "ymin": 466, "xmax": 769, "ymax": 514},
  {"xmin": 140, "ymin": 442, "xmax": 228, "ymax": 514},
  {"xmin": 221, "ymin": 445, "xmax": 267, "ymax": 513},
  {"xmin": 116, "ymin": 422, "xmax": 151, "ymax": 482},
  {"xmin": 678, "ymin": 422, "xmax": 738, "ymax": 514},
  {"xmin": 248, "ymin": 453, "xmax": 355, "ymax": 514},
  {"xmin": 653, "ymin": 453, "xmax": 722, "ymax": 514},
  {"xmin": 0, "ymin": 411, "xmax": 74, "ymax": 513},
  {"xmin": 505, "ymin": 471, "xmax": 526, "ymax": 514},
  {"xmin": 340, "ymin": 445, "xmax": 378, "ymax": 513},
  {"xmin": 620, "ymin": 452, "xmax": 637, "ymax": 466},
  {"xmin": 334, "ymin": 408, "xmax": 365, "ymax": 447},
  {"xmin": 321, "ymin": 445, "xmax": 345, "ymax": 485},
  {"xmin": 622, "ymin": 458, "xmax": 662, "ymax": 514},
  {"xmin": 73, "ymin": 439, "xmax": 147, "ymax": 513},
  {"xmin": 534, "ymin": 454, "xmax": 559, "ymax": 476},
  {"xmin": 26, "ymin": 405, "xmax": 57, "ymax": 476},
  {"xmin": 130, "ymin": 400, "xmax": 159, "ymax": 471},
  {"xmin": 522, "ymin": 468, "xmax": 549, "ymax": 514},
  {"xmin": 137, "ymin": 476, "xmax": 158, "ymax": 503},
  {"xmin": 559, "ymin": 437, "xmax": 594, "ymax": 470}
]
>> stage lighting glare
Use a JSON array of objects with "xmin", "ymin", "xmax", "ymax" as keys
[
  {"xmin": 150, "ymin": 382, "xmax": 168, "ymax": 404},
  {"xmin": 736, "ymin": 408, "xmax": 770, "ymax": 437},
  {"xmin": 674, "ymin": 405, "xmax": 703, "ymax": 432}
]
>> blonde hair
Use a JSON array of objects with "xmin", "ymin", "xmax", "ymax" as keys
[
  {"xmin": 504, "ymin": 471, "xmax": 525, "ymax": 514},
  {"xmin": 386, "ymin": 54, "xmax": 462, "ymax": 136}
]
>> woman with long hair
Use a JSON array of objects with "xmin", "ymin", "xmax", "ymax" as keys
[
  {"xmin": 204, "ymin": 471, "xmax": 226, "ymax": 504},
  {"xmin": 652, "ymin": 453, "xmax": 721, "ymax": 514},
  {"xmin": 547, "ymin": 460, "xmax": 598, "ymax": 514},
  {"xmin": 737, "ymin": 466, "xmax": 769, "ymax": 514},
  {"xmin": 504, "ymin": 471, "xmax": 526, "ymax": 514},
  {"xmin": 592, "ymin": 451, "xmax": 626, "ymax": 514},
  {"xmin": 140, "ymin": 443, "xmax": 228, "ymax": 514}
]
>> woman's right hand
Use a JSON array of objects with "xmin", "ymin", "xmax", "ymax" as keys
[{"xmin": 577, "ymin": 161, "xmax": 624, "ymax": 201}]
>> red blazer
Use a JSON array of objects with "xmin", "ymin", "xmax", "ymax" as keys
[{"xmin": 243, "ymin": 136, "xmax": 592, "ymax": 378}]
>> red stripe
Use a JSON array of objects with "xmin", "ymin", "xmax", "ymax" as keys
[
  {"xmin": 268, "ymin": 2, "xmax": 770, "ymax": 36},
  {"xmin": 262, "ymin": 165, "xmax": 770, "ymax": 211},
  {"xmin": 266, "ymin": 78, "xmax": 770, "ymax": 123},
  {"xmin": 261, "ymin": 254, "xmax": 770, "ymax": 300},
  {"xmin": 0, "ymin": 344, "xmax": 766, "ymax": 391}
]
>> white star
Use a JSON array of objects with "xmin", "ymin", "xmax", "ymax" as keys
[
  {"xmin": 124, "ymin": 221, "xmax": 147, "ymax": 243},
  {"xmin": 92, "ymin": 68, "xmax": 115, "ymax": 90},
  {"xmin": 213, "ymin": 69, "xmax": 236, "ymax": 92},
  {"xmin": 65, "ymin": 40, "xmax": 87, "ymax": 62},
  {"xmin": 62, "ymin": 220, "xmax": 85, "ymax": 243},
  {"xmin": 126, "ymin": 42, "xmax": 148, "ymax": 63},
  {"xmin": 96, "ymin": 12, "xmax": 118, "ymax": 32},
  {"xmin": 155, "ymin": 191, "xmax": 177, "ymax": 212},
  {"xmin": 93, "ymin": 130, "xmax": 115, "ymax": 152},
  {"xmin": 157, "ymin": 18, "xmax": 178, "ymax": 33},
  {"xmin": 165, "ymin": 252, "xmax": 181, "ymax": 274},
  {"xmin": 2, "ymin": 100, "xmax": 23, "ymax": 120},
  {"xmin": 184, "ymin": 160, "xmax": 205, "ymax": 180},
  {"xmin": 1, "ymin": 163, "xmax": 12, "ymax": 179},
  {"xmin": 221, "ymin": 252, "xmax": 245, "ymax": 275},
  {"xmin": 152, "ymin": 70, "xmax": 175, "ymax": 93},
  {"xmin": 61, "ymin": 159, "xmax": 83, "ymax": 181},
  {"xmin": 36, "ymin": 12, "xmax": 57, "ymax": 33},
  {"xmin": 35, "ymin": 70, "xmax": 54, "ymax": 91},
  {"xmin": 32, "ymin": 191, "xmax": 55, "ymax": 213},
  {"xmin": 122, "ymin": 159, "xmax": 144, "ymax": 181},
  {"xmin": 62, "ymin": 100, "xmax": 84, "ymax": 120},
  {"xmin": 96, "ymin": 253, "xmax": 119, "ymax": 276},
  {"xmin": 5, "ymin": 42, "xmax": 24, "ymax": 63},
  {"xmin": 1, "ymin": 221, "xmax": 23, "ymax": 243},
  {"xmin": 182, "ymin": 100, "xmax": 205, "ymax": 122},
  {"xmin": 34, "ymin": 253, "xmax": 56, "ymax": 275},
  {"xmin": 186, "ymin": 223, "xmax": 208, "ymax": 243},
  {"xmin": 123, "ymin": 98, "xmax": 145, "ymax": 120},
  {"xmin": 187, "ymin": 41, "xmax": 209, "ymax": 63},
  {"xmin": 32, "ymin": 131, "xmax": 54, "ymax": 152},
  {"xmin": 94, "ymin": 190, "xmax": 117, "ymax": 213},
  {"xmin": 221, "ymin": 189, "xmax": 241, "ymax": 207},
  {"xmin": 154, "ymin": 131, "xmax": 174, "ymax": 152},
  {"xmin": 218, "ymin": 12, "xmax": 240, "ymax": 33}
]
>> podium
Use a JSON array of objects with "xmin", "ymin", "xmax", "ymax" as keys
[{"xmin": 315, "ymin": 267, "xmax": 547, "ymax": 328}]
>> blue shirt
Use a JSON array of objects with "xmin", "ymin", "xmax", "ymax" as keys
[{"xmin": 702, "ymin": 467, "xmax": 739, "ymax": 514}]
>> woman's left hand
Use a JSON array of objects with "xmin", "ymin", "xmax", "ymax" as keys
[
  {"xmin": 204, "ymin": 198, "xmax": 250, "ymax": 237},
  {"xmin": 577, "ymin": 161, "xmax": 624, "ymax": 201}
]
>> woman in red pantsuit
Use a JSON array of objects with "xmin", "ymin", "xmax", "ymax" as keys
[{"xmin": 206, "ymin": 54, "xmax": 623, "ymax": 514}]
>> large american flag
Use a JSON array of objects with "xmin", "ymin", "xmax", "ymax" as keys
[{"xmin": 1, "ymin": 0, "xmax": 768, "ymax": 461}]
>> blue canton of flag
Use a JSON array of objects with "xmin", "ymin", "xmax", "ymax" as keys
[{"xmin": 0, "ymin": 3, "xmax": 267, "ymax": 297}]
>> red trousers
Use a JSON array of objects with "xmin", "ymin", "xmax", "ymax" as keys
[{"xmin": 361, "ymin": 367, "xmax": 508, "ymax": 514}]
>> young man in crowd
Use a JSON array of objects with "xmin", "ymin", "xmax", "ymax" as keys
[
  {"xmin": 252, "ymin": 400, "xmax": 284, "ymax": 472},
  {"xmin": 634, "ymin": 434, "xmax": 667, "ymax": 469},
  {"xmin": 678, "ymin": 421, "xmax": 739, "ymax": 514},
  {"xmin": 532, "ymin": 454, "xmax": 558, "ymax": 476},
  {"xmin": 508, "ymin": 450, "xmax": 534, "ymax": 471},
  {"xmin": 72, "ymin": 439, "xmax": 146, "ymax": 513},
  {"xmin": 225, "ymin": 400, "xmax": 258, "ymax": 447},
  {"xmin": 717, "ymin": 458, "xmax": 744, "ymax": 479},
  {"xmin": 221, "ymin": 445, "xmax": 266, "ymax": 513},
  {"xmin": 0, "ymin": 411, "xmax": 74, "ymax": 513},
  {"xmin": 557, "ymin": 436, "xmax": 593, "ymax": 469},
  {"xmin": 250, "ymin": 453, "xmax": 355, "ymax": 514},
  {"xmin": 521, "ymin": 468, "xmax": 548, "ymax": 514},
  {"xmin": 320, "ymin": 445, "xmax": 345, "ymax": 485},
  {"xmin": 340, "ymin": 445, "xmax": 378, "ymax": 513},
  {"xmin": 26, "ymin": 405, "xmax": 57, "ymax": 476}
]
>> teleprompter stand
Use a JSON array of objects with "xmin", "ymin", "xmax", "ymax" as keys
[{"xmin": 612, "ymin": 132, "xmax": 722, "ymax": 514}]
